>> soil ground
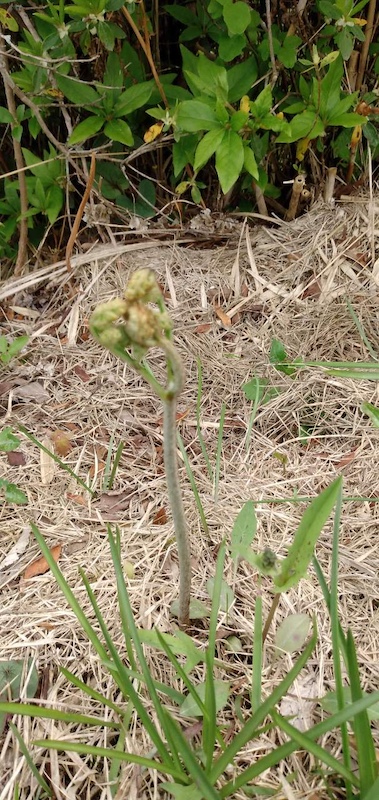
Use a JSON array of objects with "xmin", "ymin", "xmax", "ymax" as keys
[{"xmin": 0, "ymin": 192, "xmax": 378, "ymax": 799}]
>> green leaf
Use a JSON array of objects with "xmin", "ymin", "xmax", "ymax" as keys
[
  {"xmin": 4, "ymin": 483, "xmax": 28, "ymax": 504},
  {"xmin": 223, "ymin": 0, "xmax": 251, "ymax": 35},
  {"xmin": 243, "ymin": 145, "xmax": 259, "ymax": 179},
  {"xmin": 173, "ymin": 134, "xmax": 198, "ymax": 176},
  {"xmin": 346, "ymin": 628, "xmax": 377, "ymax": 795},
  {"xmin": 227, "ymin": 56, "xmax": 258, "ymax": 103},
  {"xmin": 0, "ymin": 107, "xmax": 14, "ymax": 124},
  {"xmin": 274, "ymin": 477, "xmax": 343, "ymax": 592},
  {"xmin": 193, "ymin": 128, "xmax": 224, "ymax": 171},
  {"xmin": 0, "ymin": 659, "xmax": 38, "ymax": 733},
  {"xmin": 104, "ymin": 119, "xmax": 133, "ymax": 145},
  {"xmin": 218, "ymin": 33, "xmax": 246, "ymax": 62},
  {"xmin": 327, "ymin": 111, "xmax": 367, "ymax": 127},
  {"xmin": 230, "ymin": 500, "xmax": 256, "ymax": 560},
  {"xmin": 215, "ymin": 129, "xmax": 244, "ymax": 193},
  {"xmin": 206, "ymin": 577, "xmax": 235, "ymax": 613},
  {"xmin": 114, "ymin": 81, "xmax": 154, "ymax": 116},
  {"xmin": 269, "ymin": 338, "xmax": 297, "ymax": 375},
  {"xmin": 180, "ymin": 680, "xmax": 230, "ymax": 718},
  {"xmin": 164, "ymin": 4, "xmax": 198, "ymax": 25},
  {"xmin": 0, "ymin": 427, "xmax": 21, "ymax": 451},
  {"xmin": 319, "ymin": 56, "xmax": 344, "ymax": 119},
  {"xmin": 56, "ymin": 74, "xmax": 101, "ymax": 107},
  {"xmin": 171, "ymin": 597, "xmax": 210, "ymax": 620},
  {"xmin": 176, "ymin": 100, "xmax": 221, "ymax": 132},
  {"xmin": 160, "ymin": 784, "xmax": 203, "ymax": 800},
  {"xmin": 276, "ymin": 110, "xmax": 324, "ymax": 143},
  {"xmin": 68, "ymin": 115, "xmax": 105, "ymax": 144},
  {"xmin": 362, "ymin": 777, "xmax": 379, "ymax": 800},
  {"xmin": 274, "ymin": 614, "xmax": 311, "ymax": 654},
  {"xmin": 138, "ymin": 629, "xmax": 203, "ymax": 674},
  {"xmin": 2, "ymin": 335, "xmax": 29, "ymax": 363},
  {"xmin": 46, "ymin": 185, "xmax": 64, "ymax": 224},
  {"xmin": 335, "ymin": 27, "xmax": 355, "ymax": 61},
  {"xmin": 361, "ymin": 402, "xmax": 379, "ymax": 427},
  {"xmin": 230, "ymin": 110, "xmax": 248, "ymax": 131}
]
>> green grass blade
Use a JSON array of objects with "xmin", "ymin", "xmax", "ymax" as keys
[
  {"xmin": 361, "ymin": 776, "xmax": 379, "ymax": 800},
  {"xmin": 31, "ymin": 739, "xmax": 187, "ymax": 781},
  {"xmin": 220, "ymin": 691, "xmax": 379, "ymax": 797},
  {"xmin": 163, "ymin": 713, "xmax": 221, "ymax": 800},
  {"xmin": 9, "ymin": 722, "xmax": 53, "ymax": 797},
  {"xmin": 59, "ymin": 666, "xmax": 121, "ymax": 714},
  {"xmin": 329, "ymin": 482, "xmax": 353, "ymax": 799},
  {"xmin": 79, "ymin": 564, "xmax": 136, "ymax": 672},
  {"xmin": 204, "ymin": 542, "xmax": 227, "ymax": 769},
  {"xmin": 155, "ymin": 630, "xmax": 208, "ymax": 719},
  {"xmin": 0, "ymin": 702, "xmax": 119, "ymax": 728},
  {"xmin": 244, "ymin": 377, "xmax": 261, "ymax": 453},
  {"xmin": 345, "ymin": 629, "xmax": 378, "ymax": 794},
  {"xmin": 210, "ymin": 620, "xmax": 317, "ymax": 782},
  {"xmin": 203, "ymin": 649, "xmax": 217, "ymax": 773},
  {"xmin": 108, "ymin": 441, "xmax": 124, "ymax": 490},
  {"xmin": 102, "ymin": 432, "xmax": 114, "ymax": 491},
  {"xmin": 251, "ymin": 594, "xmax": 263, "ymax": 712},
  {"xmin": 214, "ymin": 402, "xmax": 226, "ymax": 502},
  {"xmin": 346, "ymin": 300, "xmax": 379, "ymax": 360},
  {"xmin": 271, "ymin": 710, "xmax": 358, "ymax": 787},
  {"xmin": 177, "ymin": 430, "xmax": 210, "ymax": 538},
  {"xmin": 31, "ymin": 524, "xmax": 108, "ymax": 659},
  {"xmin": 19, "ymin": 426, "xmax": 94, "ymax": 496},
  {"xmin": 108, "ymin": 530, "xmax": 182, "ymax": 771},
  {"xmin": 196, "ymin": 358, "xmax": 214, "ymax": 482},
  {"xmin": 312, "ymin": 555, "xmax": 348, "ymax": 664},
  {"xmin": 115, "ymin": 663, "xmax": 183, "ymax": 705}
]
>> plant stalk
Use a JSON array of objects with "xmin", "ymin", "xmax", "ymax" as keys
[{"xmin": 163, "ymin": 395, "xmax": 191, "ymax": 628}]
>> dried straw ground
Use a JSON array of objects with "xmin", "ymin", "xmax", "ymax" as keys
[{"xmin": 1, "ymin": 193, "xmax": 379, "ymax": 800}]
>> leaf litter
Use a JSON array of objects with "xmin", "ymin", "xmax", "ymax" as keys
[{"xmin": 0, "ymin": 193, "xmax": 379, "ymax": 798}]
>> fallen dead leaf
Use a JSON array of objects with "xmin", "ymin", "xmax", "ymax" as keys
[
  {"xmin": 7, "ymin": 450, "xmax": 26, "ymax": 466},
  {"xmin": 13, "ymin": 382, "xmax": 50, "ymax": 404},
  {"xmin": 97, "ymin": 489, "xmax": 136, "ymax": 517},
  {"xmin": 50, "ymin": 429, "xmax": 72, "ymax": 457},
  {"xmin": 73, "ymin": 365, "xmax": 91, "ymax": 382},
  {"xmin": 194, "ymin": 323, "xmax": 212, "ymax": 334},
  {"xmin": 333, "ymin": 449, "xmax": 357, "ymax": 468},
  {"xmin": 23, "ymin": 544, "xmax": 62, "ymax": 579},
  {"xmin": 0, "ymin": 381, "xmax": 13, "ymax": 396},
  {"xmin": 214, "ymin": 305, "xmax": 232, "ymax": 327},
  {"xmin": 0, "ymin": 527, "xmax": 30, "ymax": 571},
  {"xmin": 67, "ymin": 493, "xmax": 87, "ymax": 506},
  {"xmin": 89, "ymin": 460, "xmax": 105, "ymax": 478},
  {"xmin": 152, "ymin": 506, "xmax": 167, "ymax": 525}
]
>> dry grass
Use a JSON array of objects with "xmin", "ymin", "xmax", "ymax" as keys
[{"xmin": 0, "ymin": 191, "xmax": 379, "ymax": 799}]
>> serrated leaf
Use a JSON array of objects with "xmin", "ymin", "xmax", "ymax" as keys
[
  {"xmin": 180, "ymin": 680, "xmax": 230, "ymax": 718},
  {"xmin": 230, "ymin": 500, "xmax": 256, "ymax": 560},
  {"xmin": 275, "ymin": 614, "xmax": 311, "ymax": 654},
  {"xmin": 274, "ymin": 477, "xmax": 342, "ymax": 592},
  {"xmin": 215, "ymin": 129, "xmax": 244, "ymax": 193},
  {"xmin": 104, "ymin": 119, "xmax": 133, "ymax": 145},
  {"xmin": 68, "ymin": 115, "xmax": 104, "ymax": 144}
]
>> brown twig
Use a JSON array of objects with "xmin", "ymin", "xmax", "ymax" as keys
[
  {"xmin": 262, "ymin": 593, "xmax": 280, "ymax": 642},
  {"xmin": 0, "ymin": 34, "xmax": 28, "ymax": 276},
  {"xmin": 265, "ymin": 0, "xmax": 278, "ymax": 85},
  {"xmin": 356, "ymin": 0, "xmax": 377, "ymax": 92},
  {"xmin": 65, "ymin": 153, "xmax": 96, "ymax": 272},
  {"xmin": 121, "ymin": 3, "xmax": 168, "ymax": 108}
]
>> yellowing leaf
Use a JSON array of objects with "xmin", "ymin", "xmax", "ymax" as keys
[
  {"xmin": 239, "ymin": 95, "xmax": 250, "ymax": 114},
  {"xmin": 144, "ymin": 122, "xmax": 163, "ymax": 143},
  {"xmin": 350, "ymin": 124, "xmax": 361, "ymax": 149},
  {"xmin": 296, "ymin": 137, "xmax": 311, "ymax": 161}
]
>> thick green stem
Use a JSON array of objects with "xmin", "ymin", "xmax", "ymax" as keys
[{"xmin": 163, "ymin": 395, "xmax": 191, "ymax": 628}]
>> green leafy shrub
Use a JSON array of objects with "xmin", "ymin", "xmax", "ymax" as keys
[{"xmin": 0, "ymin": 0, "xmax": 377, "ymax": 270}]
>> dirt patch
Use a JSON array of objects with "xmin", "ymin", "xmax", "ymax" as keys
[{"xmin": 1, "ymin": 193, "xmax": 379, "ymax": 799}]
